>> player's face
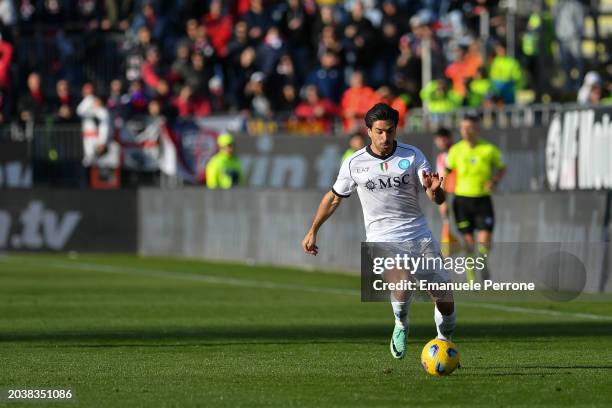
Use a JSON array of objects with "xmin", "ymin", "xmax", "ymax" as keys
[
  {"xmin": 460, "ymin": 120, "xmax": 479, "ymax": 143},
  {"xmin": 368, "ymin": 120, "xmax": 396, "ymax": 155}
]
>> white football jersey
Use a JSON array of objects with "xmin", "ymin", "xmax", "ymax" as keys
[{"xmin": 332, "ymin": 141, "xmax": 434, "ymax": 242}]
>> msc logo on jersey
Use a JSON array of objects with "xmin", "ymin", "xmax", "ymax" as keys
[
  {"xmin": 398, "ymin": 159, "xmax": 412, "ymax": 170},
  {"xmin": 364, "ymin": 175, "xmax": 411, "ymax": 191}
]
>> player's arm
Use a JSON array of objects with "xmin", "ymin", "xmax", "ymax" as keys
[
  {"xmin": 422, "ymin": 171, "xmax": 446, "ymax": 205},
  {"xmin": 486, "ymin": 146, "xmax": 507, "ymax": 192},
  {"xmin": 302, "ymin": 191, "xmax": 343, "ymax": 256},
  {"xmin": 303, "ymin": 156, "xmax": 355, "ymax": 256}
]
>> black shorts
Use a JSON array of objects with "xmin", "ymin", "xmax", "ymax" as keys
[{"xmin": 452, "ymin": 196, "xmax": 495, "ymax": 234}]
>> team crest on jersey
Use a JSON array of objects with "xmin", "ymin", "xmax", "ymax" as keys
[
  {"xmin": 365, "ymin": 179, "xmax": 376, "ymax": 191},
  {"xmin": 398, "ymin": 159, "xmax": 412, "ymax": 170}
]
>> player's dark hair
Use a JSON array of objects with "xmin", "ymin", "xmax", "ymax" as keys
[
  {"xmin": 364, "ymin": 103, "xmax": 399, "ymax": 129},
  {"xmin": 435, "ymin": 127, "xmax": 451, "ymax": 138}
]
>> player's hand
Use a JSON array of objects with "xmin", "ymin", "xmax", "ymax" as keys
[
  {"xmin": 485, "ymin": 180, "xmax": 496, "ymax": 192},
  {"xmin": 422, "ymin": 171, "xmax": 444, "ymax": 191},
  {"xmin": 302, "ymin": 231, "xmax": 319, "ymax": 256}
]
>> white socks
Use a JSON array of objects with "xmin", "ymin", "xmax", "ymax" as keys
[
  {"xmin": 434, "ymin": 305, "xmax": 456, "ymax": 340},
  {"xmin": 390, "ymin": 293, "xmax": 412, "ymax": 330}
]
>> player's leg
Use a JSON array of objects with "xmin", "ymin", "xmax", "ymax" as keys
[
  {"xmin": 385, "ymin": 268, "xmax": 413, "ymax": 359},
  {"xmin": 417, "ymin": 242, "xmax": 457, "ymax": 341},
  {"xmin": 474, "ymin": 197, "xmax": 495, "ymax": 280},
  {"xmin": 453, "ymin": 196, "xmax": 477, "ymax": 282},
  {"xmin": 433, "ymin": 294, "xmax": 456, "ymax": 341}
]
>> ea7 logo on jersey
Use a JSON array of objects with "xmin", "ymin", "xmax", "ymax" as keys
[{"xmin": 364, "ymin": 174, "xmax": 411, "ymax": 191}]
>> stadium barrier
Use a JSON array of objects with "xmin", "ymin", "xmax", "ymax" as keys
[{"xmin": 1, "ymin": 187, "xmax": 610, "ymax": 293}]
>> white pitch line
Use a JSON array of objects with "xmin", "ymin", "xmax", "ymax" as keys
[
  {"xmin": 0, "ymin": 256, "xmax": 358, "ymax": 297},
  {"xmin": 2, "ymin": 256, "xmax": 611, "ymax": 321},
  {"xmin": 463, "ymin": 302, "xmax": 612, "ymax": 322}
]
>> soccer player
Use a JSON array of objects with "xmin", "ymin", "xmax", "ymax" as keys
[
  {"xmin": 302, "ymin": 103, "xmax": 455, "ymax": 359},
  {"xmin": 446, "ymin": 115, "xmax": 506, "ymax": 282}
]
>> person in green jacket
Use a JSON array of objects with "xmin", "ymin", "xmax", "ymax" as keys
[
  {"xmin": 341, "ymin": 132, "xmax": 366, "ymax": 163},
  {"xmin": 489, "ymin": 42, "xmax": 524, "ymax": 104},
  {"xmin": 467, "ymin": 68, "xmax": 494, "ymax": 108},
  {"xmin": 205, "ymin": 133, "xmax": 243, "ymax": 189}
]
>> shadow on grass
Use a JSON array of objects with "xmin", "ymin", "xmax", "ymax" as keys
[{"xmin": 1, "ymin": 321, "xmax": 611, "ymax": 344}]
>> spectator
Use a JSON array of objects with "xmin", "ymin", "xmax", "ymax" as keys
[
  {"xmin": 124, "ymin": 26, "xmax": 154, "ymax": 82},
  {"xmin": 169, "ymin": 41, "xmax": 192, "ymax": 84},
  {"xmin": 395, "ymin": 34, "xmax": 421, "ymax": 105},
  {"xmin": 305, "ymin": 51, "xmax": 344, "ymax": 103},
  {"xmin": 256, "ymin": 26, "xmax": 288, "ymax": 76},
  {"xmin": 172, "ymin": 85, "xmax": 211, "ymax": 118},
  {"xmin": 192, "ymin": 24, "xmax": 216, "ymax": 60},
  {"xmin": 0, "ymin": 0, "xmax": 16, "ymax": 30},
  {"xmin": 230, "ymin": 47, "xmax": 258, "ymax": 110},
  {"xmin": 243, "ymin": 0, "xmax": 272, "ymax": 43},
  {"xmin": 445, "ymin": 45, "xmax": 479, "ymax": 97},
  {"xmin": 52, "ymin": 79, "xmax": 75, "ymax": 122},
  {"xmin": 181, "ymin": 18, "xmax": 200, "ymax": 50},
  {"xmin": 18, "ymin": 72, "xmax": 46, "ymax": 122},
  {"xmin": 227, "ymin": 21, "xmax": 251, "ymax": 66},
  {"xmin": 312, "ymin": 5, "xmax": 339, "ymax": 41},
  {"xmin": 317, "ymin": 24, "xmax": 344, "ymax": 61},
  {"xmin": 77, "ymin": 83, "xmax": 112, "ymax": 167},
  {"xmin": 489, "ymin": 41, "xmax": 523, "ymax": 105},
  {"xmin": 106, "ymin": 78, "xmax": 129, "ymax": 119},
  {"xmin": 553, "ymin": 0, "xmax": 584, "ymax": 92},
  {"xmin": 577, "ymin": 72, "xmax": 602, "ymax": 105},
  {"xmin": 0, "ymin": 34, "xmax": 13, "ymax": 115},
  {"xmin": 127, "ymin": 80, "xmax": 149, "ymax": 115},
  {"xmin": 271, "ymin": 54, "xmax": 299, "ymax": 91},
  {"xmin": 420, "ymin": 78, "xmax": 463, "ymax": 118},
  {"xmin": 203, "ymin": 0, "xmax": 233, "ymax": 59},
  {"xmin": 205, "ymin": 133, "xmax": 243, "ymax": 189},
  {"xmin": 341, "ymin": 131, "xmax": 366, "ymax": 162},
  {"xmin": 141, "ymin": 46, "xmax": 166, "ymax": 95},
  {"xmin": 467, "ymin": 67, "xmax": 494, "ymax": 108},
  {"xmin": 294, "ymin": 84, "xmax": 341, "ymax": 132},
  {"xmin": 340, "ymin": 70, "xmax": 377, "ymax": 132},
  {"xmin": 376, "ymin": 86, "xmax": 408, "ymax": 129},
  {"xmin": 244, "ymin": 71, "xmax": 272, "ymax": 118},
  {"xmin": 129, "ymin": 0, "xmax": 168, "ymax": 47},
  {"xmin": 183, "ymin": 52, "xmax": 213, "ymax": 97},
  {"xmin": 343, "ymin": 2, "xmax": 378, "ymax": 80},
  {"xmin": 279, "ymin": 0, "xmax": 313, "ymax": 80},
  {"xmin": 276, "ymin": 83, "xmax": 298, "ymax": 112},
  {"xmin": 409, "ymin": 13, "xmax": 446, "ymax": 79},
  {"xmin": 208, "ymin": 76, "xmax": 227, "ymax": 113},
  {"xmin": 379, "ymin": 0, "xmax": 405, "ymax": 81}
]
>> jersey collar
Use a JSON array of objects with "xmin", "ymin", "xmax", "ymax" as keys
[{"xmin": 366, "ymin": 141, "xmax": 397, "ymax": 160}]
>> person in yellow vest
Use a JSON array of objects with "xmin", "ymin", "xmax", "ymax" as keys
[
  {"xmin": 205, "ymin": 133, "xmax": 243, "ymax": 189},
  {"xmin": 489, "ymin": 42, "xmax": 524, "ymax": 104}
]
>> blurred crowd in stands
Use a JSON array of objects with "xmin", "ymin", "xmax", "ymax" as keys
[{"xmin": 0, "ymin": 0, "xmax": 610, "ymax": 134}]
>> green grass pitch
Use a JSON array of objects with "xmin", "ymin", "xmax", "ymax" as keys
[{"xmin": 1, "ymin": 254, "xmax": 611, "ymax": 407}]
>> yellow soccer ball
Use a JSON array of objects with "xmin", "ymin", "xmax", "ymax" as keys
[{"xmin": 420, "ymin": 338, "xmax": 460, "ymax": 376}]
